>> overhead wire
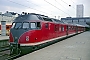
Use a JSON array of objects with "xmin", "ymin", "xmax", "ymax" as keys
[
  {"xmin": 70, "ymin": 0, "xmax": 76, "ymax": 5},
  {"xmin": 60, "ymin": 0, "xmax": 75, "ymax": 9},
  {"xmin": 6, "ymin": 0, "xmax": 54, "ymax": 16},
  {"xmin": 55, "ymin": 0, "xmax": 74, "ymax": 14},
  {"xmin": 44, "ymin": 0, "xmax": 71, "ymax": 17},
  {"xmin": 26, "ymin": 0, "xmax": 56, "ymax": 14}
]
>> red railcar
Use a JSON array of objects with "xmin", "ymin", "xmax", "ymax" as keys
[
  {"xmin": 0, "ymin": 24, "xmax": 12, "ymax": 35},
  {"xmin": 9, "ymin": 13, "xmax": 85, "ymax": 54}
]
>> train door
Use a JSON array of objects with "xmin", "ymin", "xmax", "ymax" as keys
[{"xmin": 66, "ymin": 25, "xmax": 68, "ymax": 35}]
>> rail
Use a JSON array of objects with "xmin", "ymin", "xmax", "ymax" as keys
[
  {"xmin": 0, "ymin": 39, "xmax": 9, "ymax": 51},
  {"xmin": 0, "ymin": 39, "xmax": 9, "ymax": 48}
]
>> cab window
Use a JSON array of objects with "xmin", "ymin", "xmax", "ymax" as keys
[
  {"xmin": 30, "ymin": 22, "xmax": 36, "ymax": 29},
  {"xmin": 14, "ymin": 23, "xmax": 22, "ymax": 29},
  {"xmin": 11, "ymin": 22, "xmax": 15, "ymax": 28},
  {"xmin": 23, "ymin": 22, "xmax": 29, "ymax": 29}
]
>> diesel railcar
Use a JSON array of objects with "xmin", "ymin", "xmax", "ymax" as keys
[{"xmin": 9, "ymin": 13, "xmax": 85, "ymax": 55}]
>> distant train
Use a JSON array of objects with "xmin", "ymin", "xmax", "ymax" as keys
[
  {"xmin": 0, "ymin": 24, "xmax": 12, "ymax": 35},
  {"xmin": 9, "ymin": 13, "xmax": 85, "ymax": 55}
]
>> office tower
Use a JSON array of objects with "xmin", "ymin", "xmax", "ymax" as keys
[{"xmin": 76, "ymin": 4, "xmax": 84, "ymax": 17}]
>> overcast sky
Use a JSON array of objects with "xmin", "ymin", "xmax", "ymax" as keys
[{"xmin": 0, "ymin": 0, "xmax": 90, "ymax": 18}]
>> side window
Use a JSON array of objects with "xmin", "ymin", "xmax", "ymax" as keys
[
  {"xmin": 45, "ymin": 23, "xmax": 49, "ymax": 28},
  {"xmin": 71, "ymin": 26, "xmax": 72, "ymax": 30},
  {"xmin": 55, "ymin": 25, "xmax": 59, "ymax": 31},
  {"xmin": 59, "ymin": 26, "xmax": 61, "ymax": 31},
  {"xmin": 23, "ymin": 22, "xmax": 29, "ymax": 29},
  {"xmin": 71, "ymin": 26, "xmax": 73, "ymax": 30},
  {"xmin": 68, "ymin": 26, "xmax": 71, "ymax": 30},
  {"xmin": 65, "ymin": 25, "xmax": 68, "ymax": 31},
  {"xmin": 61, "ymin": 26, "xmax": 64, "ymax": 31},
  {"xmin": 36, "ymin": 22, "xmax": 41, "ymax": 29}
]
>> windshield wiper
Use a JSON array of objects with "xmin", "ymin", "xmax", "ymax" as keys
[{"xmin": 16, "ymin": 25, "xmax": 22, "ymax": 29}]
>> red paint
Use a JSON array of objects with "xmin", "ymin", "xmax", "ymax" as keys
[
  {"xmin": 9, "ymin": 32, "xmax": 14, "ymax": 42},
  {"xmin": 10, "ymin": 21, "xmax": 85, "ymax": 45},
  {"xmin": 18, "ymin": 22, "xmax": 77, "ymax": 44}
]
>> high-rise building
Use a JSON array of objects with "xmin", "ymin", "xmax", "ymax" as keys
[{"xmin": 76, "ymin": 4, "xmax": 84, "ymax": 17}]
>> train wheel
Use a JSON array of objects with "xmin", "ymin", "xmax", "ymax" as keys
[
  {"xmin": 10, "ymin": 48, "xmax": 14, "ymax": 55},
  {"xmin": 32, "ymin": 45, "xmax": 39, "ymax": 50},
  {"xmin": 17, "ymin": 48, "xmax": 22, "ymax": 55}
]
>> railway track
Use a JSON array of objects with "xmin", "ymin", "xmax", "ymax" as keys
[
  {"xmin": 0, "ymin": 39, "xmax": 21, "ymax": 60},
  {"xmin": 0, "ymin": 39, "xmax": 10, "ymax": 60},
  {"xmin": 0, "ymin": 47, "xmax": 9, "ymax": 52},
  {"xmin": 0, "ymin": 49, "xmax": 20, "ymax": 60},
  {"xmin": 0, "ymin": 49, "xmax": 10, "ymax": 60}
]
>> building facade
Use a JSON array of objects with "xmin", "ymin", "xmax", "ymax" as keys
[
  {"xmin": 61, "ymin": 17, "xmax": 90, "ymax": 27},
  {"xmin": 0, "ymin": 11, "xmax": 19, "ymax": 35},
  {"xmin": 0, "ymin": 11, "xmax": 19, "ymax": 24},
  {"xmin": 76, "ymin": 4, "xmax": 84, "ymax": 17}
]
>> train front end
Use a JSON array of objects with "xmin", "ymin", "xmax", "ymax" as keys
[{"xmin": 9, "ymin": 13, "xmax": 42, "ymax": 55}]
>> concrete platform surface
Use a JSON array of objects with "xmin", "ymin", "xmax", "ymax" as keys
[
  {"xmin": 16, "ymin": 31, "xmax": 90, "ymax": 60},
  {"xmin": 0, "ymin": 36, "xmax": 9, "ymax": 40}
]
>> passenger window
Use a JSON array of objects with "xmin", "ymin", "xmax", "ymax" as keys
[
  {"xmin": 23, "ymin": 22, "xmax": 29, "ymax": 29},
  {"xmin": 68, "ymin": 26, "xmax": 71, "ymax": 30},
  {"xmin": 59, "ymin": 26, "xmax": 61, "ymax": 31},
  {"xmin": 55, "ymin": 25, "xmax": 59, "ymax": 31},
  {"xmin": 61, "ymin": 26, "xmax": 64, "ymax": 31},
  {"xmin": 45, "ymin": 23, "xmax": 48, "ymax": 28},
  {"xmin": 37, "ymin": 22, "xmax": 41, "ymax": 29}
]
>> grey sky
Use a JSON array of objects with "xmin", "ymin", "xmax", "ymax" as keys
[{"xmin": 0, "ymin": 0, "xmax": 90, "ymax": 18}]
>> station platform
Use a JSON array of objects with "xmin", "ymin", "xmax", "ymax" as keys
[
  {"xmin": 0, "ymin": 35, "xmax": 9, "ymax": 47},
  {"xmin": 16, "ymin": 31, "xmax": 90, "ymax": 60},
  {"xmin": 0, "ymin": 35, "xmax": 9, "ymax": 40}
]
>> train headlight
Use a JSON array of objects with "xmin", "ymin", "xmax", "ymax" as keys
[
  {"xmin": 15, "ymin": 37, "xmax": 18, "ymax": 39},
  {"xmin": 26, "ymin": 36, "xmax": 29, "ymax": 41}
]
